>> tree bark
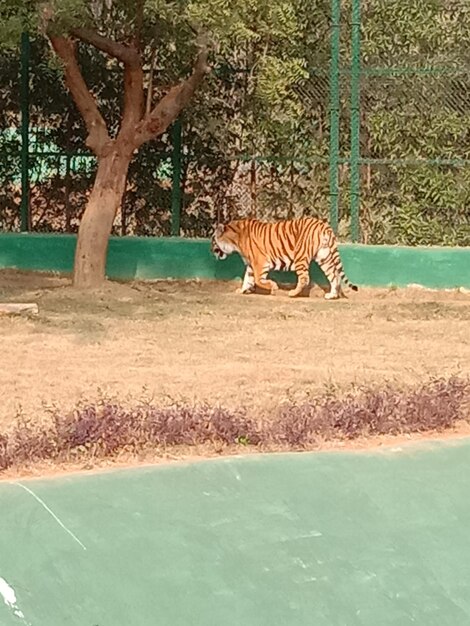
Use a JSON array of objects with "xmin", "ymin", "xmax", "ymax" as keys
[{"xmin": 73, "ymin": 149, "xmax": 131, "ymax": 288}]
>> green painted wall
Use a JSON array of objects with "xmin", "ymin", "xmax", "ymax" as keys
[
  {"xmin": 0, "ymin": 232, "xmax": 469, "ymax": 288},
  {"xmin": 1, "ymin": 442, "xmax": 470, "ymax": 625}
]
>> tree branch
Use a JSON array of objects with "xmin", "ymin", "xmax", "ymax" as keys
[
  {"xmin": 49, "ymin": 35, "xmax": 111, "ymax": 156},
  {"xmin": 70, "ymin": 26, "xmax": 144, "ymax": 146},
  {"xmin": 71, "ymin": 27, "xmax": 141, "ymax": 68},
  {"xmin": 135, "ymin": 46, "xmax": 210, "ymax": 146},
  {"xmin": 119, "ymin": 62, "xmax": 144, "ymax": 142}
]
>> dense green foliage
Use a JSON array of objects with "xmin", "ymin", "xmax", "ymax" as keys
[{"xmin": 0, "ymin": 0, "xmax": 469, "ymax": 244}]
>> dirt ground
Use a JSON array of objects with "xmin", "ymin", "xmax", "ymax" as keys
[{"xmin": 1, "ymin": 269, "xmax": 470, "ymax": 429}]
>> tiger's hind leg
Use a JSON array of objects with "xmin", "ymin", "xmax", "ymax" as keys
[
  {"xmin": 323, "ymin": 276, "xmax": 342, "ymax": 300},
  {"xmin": 315, "ymin": 247, "xmax": 342, "ymax": 300},
  {"xmin": 288, "ymin": 258, "xmax": 310, "ymax": 298}
]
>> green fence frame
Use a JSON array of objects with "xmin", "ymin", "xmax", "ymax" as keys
[
  {"xmin": 20, "ymin": 32, "xmax": 30, "ymax": 233},
  {"xmin": 327, "ymin": 0, "xmax": 363, "ymax": 239},
  {"xmin": 16, "ymin": 2, "xmax": 470, "ymax": 242},
  {"xmin": 349, "ymin": 0, "xmax": 361, "ymax": 243},
  {"xmin": 328, "ymin": 0, "xmax": 341, "ymax": 235}
]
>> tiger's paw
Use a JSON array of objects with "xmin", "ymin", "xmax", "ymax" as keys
[
  {"xmin": 324, "ymin": 291, "xmax": 340, "ymax": 300},
  {"xmin": 236, "ymin": 287, "xmax": 255, "ymax": 295},
  {"xmin": 288, "ymin": 289, "xmax": 301, "ymax": 298}
]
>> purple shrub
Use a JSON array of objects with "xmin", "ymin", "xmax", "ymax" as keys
[
  {"xmin": 197, "ymin": 405, "xmax": 262, "ymax": 446},
  {"xmin": 0, "ymin": 434, "xmax": 9, "ymax": 470},
  {"xmin": 144, "ymin": 404, "xmax": 206, "ymax": 446},
  {"xmin": 273, "ymin": 377, "xmax": 469, "ymax": 442},
  {"xmin": 138, "ymin": 403, "xmax": 261, "ymax": 447},
  {"xmin": 54, "ymin": 404, "xmax": 143, "ymax": 457},
  {"xmin": 0, "ymin": 376, "xmax": 468, "ymax": 472},
  {"xmin": 5, "ymin": 418, "xmax": 58, "ymax": 466}
]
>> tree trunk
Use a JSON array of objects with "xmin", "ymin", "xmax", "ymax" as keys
[
  {"xmin": 48, "ymin": 30, "xmax": 208, "ymax": 290},
  {"xmin": 73, "ymin": 149, "xmax": 131, "ymax": 288}
]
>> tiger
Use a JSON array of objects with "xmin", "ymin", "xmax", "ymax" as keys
[{"xmin": 211, "ymin": 216, "xmax": 358, "ymax": 300}]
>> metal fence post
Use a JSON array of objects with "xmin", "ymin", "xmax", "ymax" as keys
[
  {"xmin": 349, "ymin": 0, "xmax": 362, "ymax": 242},
  {"xmin": 328, "ymin": 0, "xmax": 341, "ymax": 234},
  {"xmin": 20, "ymin": 32, "xmax": 30, "ymax": 232},
  {"xmin": 170, "ymin": 119, "xmax": 182, "ymax": 236}
]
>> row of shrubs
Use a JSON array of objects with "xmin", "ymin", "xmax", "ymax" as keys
[{"xmin": 1, "ymin": 377, "xmax": 468, "ymax": 471}]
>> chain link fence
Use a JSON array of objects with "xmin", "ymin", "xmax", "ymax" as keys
[{"xmin": 0, "ymin": 0, "xmax": 469, "ymax": 245}]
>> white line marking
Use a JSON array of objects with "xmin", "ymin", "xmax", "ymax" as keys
[
  {"xmin": 0, "ymin": 577, "xmax": 17, "ymax": 607},
  {"xmin": 11, "ymin": 482, "xmax": 87, "ymax": 551},
  {"xmin": 0, "ymin": 577, "xmax": 31, "ymax": 624}
]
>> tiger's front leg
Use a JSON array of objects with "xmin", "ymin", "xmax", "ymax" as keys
[
  {"xmin": 236, "ymin": 264, "xmax": 256, "ymax": 294},
  {"xmin": 288, "ymin": 260, "xmax": 310, "ymax": 297},
  {"xmin": 253, "ymin": 260, "xmax": 279, "ymax": 295}
]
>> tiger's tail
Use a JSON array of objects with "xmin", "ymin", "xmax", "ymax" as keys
[{"xmin": 340, "ymin": 267, "xmax": 359, "ymax": 292}]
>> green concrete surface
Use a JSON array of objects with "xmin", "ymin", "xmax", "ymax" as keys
[
  {"xmin": 0, "ymin": 232, "xmax": 470, "ymax": 288},
  {"xmin": 1, "ymin": 442, "xmax": 470, "ymax": 625}
]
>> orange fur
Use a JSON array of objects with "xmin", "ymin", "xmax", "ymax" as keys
[{"xmin": 211, "ymin": 217, "xmax": 358, "ymax": 299}]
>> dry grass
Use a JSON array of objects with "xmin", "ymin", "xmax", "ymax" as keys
[{"xmin": 1, "ymin": 268, "xmax": 470, "ymax": 431}]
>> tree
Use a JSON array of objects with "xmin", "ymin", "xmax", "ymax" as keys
[{"xmin": 51, "ymin": 1, "xmax": 211, "ymax": 287}]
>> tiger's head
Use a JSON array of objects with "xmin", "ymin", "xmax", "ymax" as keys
[{"xmin": 211, "ymin": 223, "xmax": 241, "ymax": 260}]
